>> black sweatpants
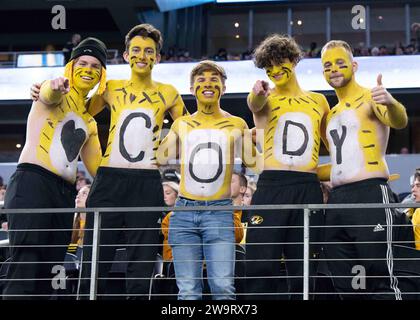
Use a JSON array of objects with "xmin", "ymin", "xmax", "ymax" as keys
[
  {"xmin": 81, "ymin": 167, "xmax": 164, "ymax": 299},
  {"xmin": 324, "ymin": 178, "xmax": 407, "ymax": 300},
  {"xmin": 3, "ymin": 163, "xmax": 76, "ymax": 300},
  {"xmin": 244, "ymin": 170, "xmax": 324, "ymax": 300}
]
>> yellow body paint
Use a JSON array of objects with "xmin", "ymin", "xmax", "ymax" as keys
[
  {"xmin": 90, "ymin": 36, "xmax": 186, "ymax": 169},
  {"xmin": 322, "ymin": 46, "xmax": 408, "ymax": 186},
  {"xmin": 173, "ymin": 114, "xmax": 251, "ymax": 201},
  {"xmin": 261, "ymin": 92, "xmax": 329, "ymax": 172},
  {"xmin": 250, "ymin": 62, "xmax": 330, "ymax": 173},
  {"xmin": 20, "ymin": 83, "xmax": 101, "ymax": 183},
  {"xmin": 159, "ymin": 69, "xmax": 261, "ymax": 201}
]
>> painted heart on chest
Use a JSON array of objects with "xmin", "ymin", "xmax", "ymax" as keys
[{"xmin": 60, "ymin": 120, "xmax": 86, "ymax": 162}]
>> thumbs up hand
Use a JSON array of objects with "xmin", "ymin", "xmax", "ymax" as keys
[{"xmin": 371, "ymin": 74, "xmax": 396, "ymax": 107}]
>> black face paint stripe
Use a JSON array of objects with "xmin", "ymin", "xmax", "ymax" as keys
[
  {"xmin": 195, "ymin": 85, "xmax": 201, "ymax": 97},
  {"xmin": 215, "ymin": 85, "xmax": 221, "ymax": 99}
]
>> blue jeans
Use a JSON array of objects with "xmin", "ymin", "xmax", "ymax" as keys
[{"xmin": 168, "ymin": 198, "xmax": 236, "ymax": 300}]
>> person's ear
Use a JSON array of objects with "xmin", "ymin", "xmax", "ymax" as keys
[
  {"xmin": 352, "ymin": 60, "xmax": 358, "ymax": 73},
  {"xmin": 123, "ymin": 51, "xmax": 129, "ymax": 64}
]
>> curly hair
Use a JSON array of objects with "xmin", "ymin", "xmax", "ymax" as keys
[
  {"xmin": 253, "ymin": 34, "xmax": 303, "ymax": 69},
  {"xmin": 125, "ymin": 24, "xmax": 163, "ymax": 52}
]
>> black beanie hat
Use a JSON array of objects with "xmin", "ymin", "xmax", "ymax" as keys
[{"xmin": 70, "ymin": 37, "xmax": 107, "ymax": 69}]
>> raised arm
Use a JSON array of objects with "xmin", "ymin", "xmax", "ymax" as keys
[
  {"xmin": 39, "ymin": 77, "xmax": 70, "ymax": 105},
  {"xmin": 247, "ymin": 80, "xmax": 270, "ymax": 113},
  {"xmin": 371, "ymin": 74, "xmax": 408, "ymax": 129}
]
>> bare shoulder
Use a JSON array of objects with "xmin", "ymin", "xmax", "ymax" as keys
[
  {"xmin": 225, "ymin": 113, "xmax": 248, "ymax": 128},
  {"xmin": 307, "ymin": 91, "xmax": 327, "ymax": 103},
  {"xmin": 106, "ymin": 79, "xmax": 125, "ymax": 91},
  {"xmin": 156, "ymin": 82, "xmax": 179, "ymax": 95}
]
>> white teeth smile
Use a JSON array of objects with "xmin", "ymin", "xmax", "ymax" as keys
[
  {"xmin": 273, "ymin": 73, "xmax": 285, "ymax": 79},
  {"xmin": 81, "ymin": 76, "xmax": 93, "ymax": 80},
  {"xmin": 203, "ymin": 90, "xmax": 214, "ymax": 96},
  {"xmin": 136, "ymin": 62, "xmax": 147, "ymax": 67}
]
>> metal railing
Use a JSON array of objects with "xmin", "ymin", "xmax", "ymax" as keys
[{"xmin": 0, "ymin": 202, "xmax": 419, "ymax": 300}]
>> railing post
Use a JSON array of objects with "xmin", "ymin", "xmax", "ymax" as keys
[
  {"xmin": 89, "ymin": 210, "xmax": 101, "ymax": 300},
  {"xmin": 303, "ymin": 208, "xmax": 310, "ymax": 301}
]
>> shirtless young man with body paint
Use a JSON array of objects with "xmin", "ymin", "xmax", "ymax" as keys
[
  {"xmin": 78, "ymin": 24, "xmax": 187, "ymax": 299},
  {"xmin": 321, "ymin": 40, "xmax": 409, "ymax": 300},
  {"xmin": 3, "ymin": 38, "xmax": 106, "ymax": 299},
  {"xmin": 244, "ymin": 34, "xmax": 330, "ymax": 300},
  {"xmin": 157, "ymin": 60, "xmax": 262, "ymax": 300}
]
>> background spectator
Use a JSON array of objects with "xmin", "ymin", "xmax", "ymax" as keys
[
  {"xmin": 242, "ymin": 180, "xmax": 256, "ymax": 206},
  {"xmin": 76, "ymin": 177, "xmax": 91, "ymax": 192},
  {"xmin": 70, "ymin": 185, "xmax": 91, "ymax": 247},
  {"xmin": 63, "ymin": 33, "xmax": 82, "ymax": 63},
  {"xmin": 214, "ymin": 48, "xmax": 228, "ymax": 61},
  {"xmin": 400, "ymin": 147, "xmax": 410, "ymax": 154},
  {"xmin": 231, "ymin": 172, "xmax": 247, "ymax": 206},
  {"xmin": 162, "ymin": 181, "xmax": 178, "ymax": 207},
  {"xmin": 408, "ymin": 170, "xmax": 420, "ymax": 250}
]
